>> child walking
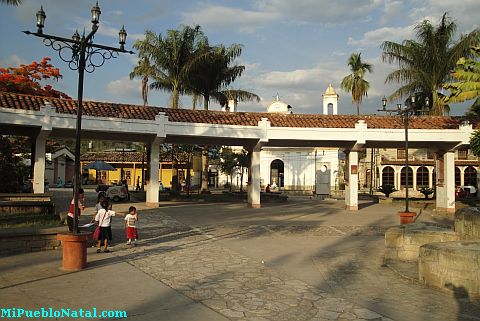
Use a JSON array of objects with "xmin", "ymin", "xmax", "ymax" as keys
[
  {"xmin": 94, "ymin": 200, "xmax": 115, "ymax": 253},
  {"xmin": 124, "ymin": 206, "xmax": 138, "ymax": 245}
]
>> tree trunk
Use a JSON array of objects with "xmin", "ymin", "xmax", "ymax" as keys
[
  {"xmin": 171, "ymin": 145, "xmax": 179, "ymax": 194},
  {"xmin": 172, "ymin": 86, "xmax": 179, "ymax": 109},
  {"xmin": 240, "ymin": 167, "xmax": 244, "ymax": 193},
  {"xmin": 204, "ymin": 94, "xmax": 209, "ymax": 111},
  {"xmin": 186, "ymin": 151, "xmax": 192, "ymax": 197},
  {"xmin": 201, "ymin": 146, "xmax": 209, "ymax": 193}
]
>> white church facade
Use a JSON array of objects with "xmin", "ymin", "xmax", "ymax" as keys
[{"xmin": 217, "ymin": 85, "xmax": 341, "ymax": 195}]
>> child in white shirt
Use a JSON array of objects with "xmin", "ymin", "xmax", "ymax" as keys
[
  {"xmin": 94, "ymin": 200, "xmax": 115, "ymax": 253},
  {"xmin": 124, "ymin": 206, "xmax": 138, "ymax": 245}
]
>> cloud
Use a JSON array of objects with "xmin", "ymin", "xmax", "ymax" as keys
[
  {"xmin": 0, "ymin": 54, "xmax": 27, "ymax": 67},
  {"xmin": 106, "ymin": 76, "xmax": 141, "ymax": 100},
  {"xmin": 181, "ymin": 5, "xmax": 279, "ymax": 33},
  {"xmin": 380, "ymin": 0, "xmax": 403, "ymax": 25},
  {"xmin": 255, "ymin": 0, "xmax": 382, "ymax": 24},
  {"xmin": 409, "ymin": 0, "xmax": 480, "ymax": 32},
  {"xmin": 348, "ymin": 25, "xmax": 414, "ymax": 47}
]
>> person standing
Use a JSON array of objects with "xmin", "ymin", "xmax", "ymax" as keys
[
  {"xmin": 94, "ymin": 200, "xmax": 115, "ymax": 253},
  {"xmin": 124, "ymin": 206, "xmax": 139, "ymax": 246},
  {"xmin": 67, "ymin": 188, "xmax": 85, "ymax": 233},
  {"xmin": 123, "ymin": 179, "xmax": 130, "ymax": 200},
  {"xmin": 135, "ymin": 176, "xmax": 141, "ymax": 191}
]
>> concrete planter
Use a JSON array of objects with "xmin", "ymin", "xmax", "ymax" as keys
[
  {"xmin": 419, "ymin": 241, "xmax": 480, "ymax": 298},
  {"xmin": 56, "ymin": 232, "xmax": 92, "ymax": 270},
  {"xmin": 399, "ymin": 211, "xmax": 416, "ymax": 224}
]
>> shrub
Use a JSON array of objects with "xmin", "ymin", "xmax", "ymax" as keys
[
  {"xmin": 418, "ymin": 186, "xmax": 435, "ymax": 199},
  {"xmin": 378, "ymin": 184, "xmax": 396, "ymax": 197}
]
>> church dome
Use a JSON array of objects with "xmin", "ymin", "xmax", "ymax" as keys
[
  {"xmin": 267, "ymin": 100, "xmax": 289, "ymax": 113},
  {"xmin": 324, "ymin": 83, "xmax": 337, "ymax": 96},
  {"xmin": 267, "ymin": 94, "xmax": 291, "ymax": 114}
]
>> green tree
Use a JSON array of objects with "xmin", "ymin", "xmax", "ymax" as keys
[
  {"xmin": 132, "ymin": 26, "xmax": 207, "ymax": 109},
  {"xmin": 0, "ymin": 136, "xmax": 29, "ymax": 192},
  {"xmin": 188, "ymin": 44, "xmax": 245, "ymax": 110},
  {"xmin": 129, "ymin": 57, "xmax": 156, "ymax": 106},
  {"xmin": 1, "ymin": 0, "xmax": 21, "ymax": 5},
  {"xmin": 219, "ymin": 147, "xmax": 237, "ymax": 191},
  {"xmin": 340, "ymin": 52, "xmax": 373, "ymax": 115},
  {"xmin": 216, "ymin": 89, "xmax": 261, "ymax": 110},
  {"xmin": 381, "ymin": 13, "xmax": 480, "ymax": 115},
  {"xmin": 443, "ymin": 47, "xmax": 480, "ymax": 116}
]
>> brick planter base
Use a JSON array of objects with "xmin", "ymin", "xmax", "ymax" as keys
[{"xmin": 56, "ymin": 232, "xmax": 92, "ymax": 271}]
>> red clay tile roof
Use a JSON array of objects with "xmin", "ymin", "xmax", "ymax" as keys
[
  {"xmin": 382, "ymin": 160, "xmax": 479, "ymax": 166},
  {"xmin": 1, "ymin": 91, "xmax": 478, "ymax": 129}
]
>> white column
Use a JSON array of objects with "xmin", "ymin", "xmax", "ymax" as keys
[
  {"xmin": 345, "ymin": 151, "xmax": 358, "ymax": 211},
  {"xmin": 436, "ymin": 151, "xmax": 455, "ymax": 213},
  {"xmin": 412, "ymin": 167, "xmax": 417, "ymax": 190},
  {"xmin": 428, "ymin": 167, "xmax": 433, "ymax": 188},
  {"xmin": 247, "ymin": 143, "xmax": 262, "ymax": 208},
  {"xmin": 33, "ymin": 130, "xmax": 50, "ymax": 194},
  {"xmin": 460, "ymin": 167, "xmax": 465, "ymax": 186},
  {"xmin": 146, "ymin": 137, "xmax": 164, "ymax": 207}
]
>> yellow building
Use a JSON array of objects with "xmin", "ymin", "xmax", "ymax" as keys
[{"xmin": 81, "ymin": 151, "xmax": 200, "ymax": 189}]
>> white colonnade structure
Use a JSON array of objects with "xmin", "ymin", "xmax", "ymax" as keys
[{"xmin": 0, "ymin": 92, "xmax": 475, "ymax": 212}]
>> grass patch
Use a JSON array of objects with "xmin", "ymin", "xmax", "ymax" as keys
[{"xmin": 0, "ymin": 214, "xmax": 62, "ymax": 229}]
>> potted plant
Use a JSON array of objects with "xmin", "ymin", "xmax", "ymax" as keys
[
  {"xmin": 418, "ymin": 186, "xmax": 434, "ymax": 199},
  {"xmin": 378, "ymin": 184, "xmax": 396, "ymax": 197}
]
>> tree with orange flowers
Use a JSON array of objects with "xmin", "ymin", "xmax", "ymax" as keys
[{"xmin": 0, "ymin": 57, "xmax": 71, "ymax": 99}]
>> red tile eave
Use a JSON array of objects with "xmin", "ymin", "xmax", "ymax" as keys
[
  {"xmin": 1, "ymin": 91, "xmax": 479, "ymax": 130},
  {"xmin": 382, "ymin": 159, "xmax": 479, "ymax": 166}
]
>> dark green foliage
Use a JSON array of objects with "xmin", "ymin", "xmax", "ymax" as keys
[
  {"xmin": 0, "ymin": 136, "xmax": 30, "ymax": 192},
  {"xmin": 378, "ymin": 184, "xmax": 396, "ymax": 197},
  {"xmin": 418, "ymin": 186, "xmax": 435, "ymax": 199},
  {"xmin": 470, "ymin": 130, "xmax": 480, "ymax": 157}
]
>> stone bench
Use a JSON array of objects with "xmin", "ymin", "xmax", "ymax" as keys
[
  {"xmin": 419, "ymin": 241, "xmax": 480, "ymax": 298},
  {"xmin": 455, "ymin": 207, "xmax": 480, "ymax": 240},
  {"xmin": 385, "ymin": 223, "xmax": 459, "ymax": 261}
]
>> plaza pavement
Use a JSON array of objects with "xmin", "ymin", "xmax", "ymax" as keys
[{"xmin": 1, "ymin": 197, "xmax": 479, "ymax": 320}]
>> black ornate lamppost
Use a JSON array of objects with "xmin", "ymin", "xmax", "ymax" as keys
[
  {"xmin": 378, "ymin": 95, "xmax": 430, "ymax": 222},
  {"xmin": 24, "ymin": 2, "xmax": 133, "ymax": 234}
]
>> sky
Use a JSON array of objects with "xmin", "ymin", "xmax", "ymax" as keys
[{"xmin": 1, "ymin": 0, "xmax": 479, "ymax": 115}]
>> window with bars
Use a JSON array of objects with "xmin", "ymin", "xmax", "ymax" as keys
[
  {"xmin": 427, "ymin": 151, "xmax": 434, "ymax": 159},
  {"xmin": 416, "ymin": 166, "xmax": 429, "ymax": 187},
  {"xmin": 458, "ymin": 149, "xmax": 468, "ymax": 160},
  {"xmin": 397, "ymin": 149, "xmax": 406, "ymax": 160},
  {"xmin": 382, "ymin": 166, "xmax": 395, "ymax": 186}
]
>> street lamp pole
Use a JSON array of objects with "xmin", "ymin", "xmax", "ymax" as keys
[
  {"xmin": 378, "ymin": 96, "xmax": 422, "ymax": 214},
  {"xmin": 24, "ymin": 2, "xmax": 133, "ymax": 234}
]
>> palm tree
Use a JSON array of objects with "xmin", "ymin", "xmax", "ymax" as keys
[
  {"xmin": 1, "ymin": 0, "xmax": 21, "ymax": 5},
  {"xmin": 443, "ymin": 47, "xmax": 480, "ymax": 115},
  {"xmin": 186, "ymin": 44, "xmax": 259, "ymax": 192},
  {"xmin": 215, "ymin": 89, "xmax": 261, "ymax": 110},
  {"xmin": 129, "ymin": 57, "xmax": 155, "ymax": 106},
  {"xmin": 188, "ymin": 44, "xmax": 246, "ymax": 110},
  {"xmin": 340, "ymin": 53, "xmax": 373, "ymax": 115},
  {"xmin": 382, "ymin": 13, "xmax": 480, "ymax": 115},
  {"xmin": 132, "ymin": 26, "xmax": 207, "ymax": 109}
]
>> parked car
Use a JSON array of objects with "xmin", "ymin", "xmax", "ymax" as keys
[
  {"xmin": 455, "ymin": 185, "xmax": 477, "ymax": 198},
  {"xmin": 104, "ymin": 185, "xmax": 128, "ymax": 202}
]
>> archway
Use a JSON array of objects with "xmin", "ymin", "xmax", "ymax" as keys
[
  {"xmin": 416, "ymin": 166, "xmax": 429, "ymax": 188},
  {"xmin": 382, "ymin": 166, "xmax": 395, "ymax": 187},
  {"xmin": 400, "ymin": 167, "xmax": 413, "ymax": 189},
  {"xmin": 270, "ymin": 159, "xmax": 284, "ymax": 188},
  {"xmin": 464, "ymin": 166, "xmax": 477, "ymax": 186}
]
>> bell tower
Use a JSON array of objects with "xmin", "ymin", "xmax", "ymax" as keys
[{"xmin": 322, "ymin": 84, "xmax": 338, "ymax": 115}]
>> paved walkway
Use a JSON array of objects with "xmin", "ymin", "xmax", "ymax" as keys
[{"xmin": 1, "ymin": 198, "xmax": 479, "ymax": 320}]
